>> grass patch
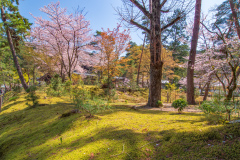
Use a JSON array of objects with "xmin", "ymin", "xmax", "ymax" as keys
[{"xmin": 0, "ymin": 91, "xmax": 240, "ymax": 159}]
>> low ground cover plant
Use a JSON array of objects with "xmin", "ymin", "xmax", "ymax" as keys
[{"xmin": 25, "ymin": 86, "xmax": 39, "ymax": 108}]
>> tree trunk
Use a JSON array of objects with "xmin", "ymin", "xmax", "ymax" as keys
[
  {"xmin": 187, "ymin": 0, "xmax": 201, "ymax": 105},
  {"xmin": 226, "ymin": 87, "xmax": 236, "ymax": 101},
  {"xmin": 147, "ymin": 0, "xmax": 163, "ymax": 107},
  {"xmin": 229, "ymin": 0, "xmax": 240, "ymax": 39},
  {"xmin": 203, "ymin": 76, "xmax": 212, "ymax": 101},
  {"xmin": 60, "ymin": 63, "xmax": 65, "ymax": 83},
  {"xmin": 27, "ymin": 70, "xmax": 30, "ymax": 85},
  {"xmin": 203, "ymin": 82, "xmax": 210, "ymax": 101},
  {"xmin": 1, "ymin": 6, "xmax": 28, "ymax": 92}
]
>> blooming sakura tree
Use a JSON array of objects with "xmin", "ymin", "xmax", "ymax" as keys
[
  {"xmin": 194, "ymin": 37, "xmax": 240, "ymax": 101},
  {"xmin": 95, "ymin": 25, "xmax": 131, "ymax": 88},
  {"xmin": 30, "ymin": 2, "xmax": 97, "ymax": 80}
]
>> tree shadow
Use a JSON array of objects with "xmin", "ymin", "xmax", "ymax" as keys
[
  {"xmin": 1, "ymin": 100, "xmax": 26, "ymax": 112},
  {"xmin": 0, "ymin": 102, "xmax": 81, "ymax": 159},
  {"xmin": 20, "ymin": 122, "xmax": 240, "ymax": 159},
  {"xmin": 1, "ymin": 101, "xmax": 240, "ymax": 159}
]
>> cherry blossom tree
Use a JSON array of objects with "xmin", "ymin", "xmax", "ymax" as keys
[
  {"xmin": 195, "ymin": 37, "xmax": 240, "ymax": 101},
  {"xmin": 30, "ymin": 2, "xmax": 97, "ymax": 80}
]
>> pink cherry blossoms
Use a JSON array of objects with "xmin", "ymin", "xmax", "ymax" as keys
[{"xmin": 30, "ymin": 2, "xmax": 98, "ymax": 79}]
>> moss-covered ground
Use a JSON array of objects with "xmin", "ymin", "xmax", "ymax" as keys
[{"xmin": 0, "ymin": 90, "xmax": 240, "ymax": 160}]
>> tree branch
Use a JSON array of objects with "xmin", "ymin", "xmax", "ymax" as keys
[
  {"xmin": 160, "ymin": 0, "xmax": 168, "ymax": 8},
  {"xmin": 161, "ymin": 9, "xmax": 170, "ymax": 13},
  {"xmin": 229, "ymin": 0, "xmax": 240, "ymax": 39},
  {"xmin": 161, "ymin": 16, "xmax": 181, "ymax": 31},
  {"xmin": 130, "ymin": 19, "xmax": 150, "ymax": 33},
  {"xmin": 130, "ymin": 0, "xmax": 151, "ymax": 19}
]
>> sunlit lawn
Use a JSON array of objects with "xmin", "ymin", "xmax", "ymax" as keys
[{"xmin": 0, "ymin": 91, "xmax": 240, "ymax": 159}]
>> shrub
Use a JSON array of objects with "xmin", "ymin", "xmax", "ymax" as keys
[
  {"xmin": 64, "ymin": 80, "xmax": 72, "ymax": 94},
  {"xmin": 172, "ymin": 99, "xmax": 188, "ymax": 113},
  {"xmin": 199, "ymin": 92, "xmax": 239, "ymax": 121},
  {"xmin": 72, "ymin": 86, "xmax": 88, "ymax": 104},
  {"xmin": 157, "ymin": 100, "xmax": 163, "ymax": 108},
  {"xmin": 46, "ymin": 74, "xmax": 63, "ymax": 97},
  {"xmin": 25, "ymin": 86, "xmax": 39, "ymax": 108},
  {"xmin": 199, "ymin": 101, "xmax": 217, "ymax": 114},
  {"xmin": 71, "ymin": 73, "xmax": 82, "ymax": 85},
  {"xmin": 81, "ymin": 98, "xmax": 110, "ymax": 118},
  {"xmin": 89, "ymin": 86, "xmax": 101, "ymax": 100},
  {"xmin": 72, "ymin": 86, "xmax": 110, "ymax": 117}
]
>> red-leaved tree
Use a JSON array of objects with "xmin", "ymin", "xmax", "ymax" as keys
[{"xmin": 96, "ymin": 25, "xmax": 131, "ymax": 88}]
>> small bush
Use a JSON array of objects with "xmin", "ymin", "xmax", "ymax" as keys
[
  {"xmin": 81, "ymin": 98, "xmax": 110, "ymax": 117},
  {"xmin": 199, "ymin": 101, "xmax": 217, "ymax": 114},
  {"xmin": 89, "ymin": 86, "xmax": 101, "ymax": 99},
  {"xmin": 71, "ymin": 84, "xmax": 110, "ymax": 117},
  {"xmin": 25, "ymin": 86, "xmax": 39, "ymax": 108},
  {"xmin": 64, "ymin": 80, "xmax": 73, "ymax": 96},
  {"xmin": 199, "ymin": 92, "xmax": 239, "ymax": 121},
  {"xmin": 172, "ymin": 99, "xmax": 188, "ymax": 113},
  {"xmin": 71, "ymin": 73, "xmax": 82, "ymax": 85},
  {"xmin": 46, "ymin": 74, "xmax": 63, "ymax": 97},
  {"xmin": 157, "ymin": 100, "xmax": 163, "ymax": 108}
]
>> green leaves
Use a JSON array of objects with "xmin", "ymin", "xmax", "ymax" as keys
[
  {"xmin": 172, "ymin": 98, "xmax": 188, "ymax": 113},
  {"xmin": 1, "ymin": 0, "xmax": 31, "ymax": 39}
]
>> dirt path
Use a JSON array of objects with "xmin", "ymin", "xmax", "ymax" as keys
[{"xmin": 135, "ymin": 103, "xmax": 202, "ymax": 113}]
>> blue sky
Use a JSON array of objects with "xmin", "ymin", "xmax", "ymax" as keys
[{"xmin": 18, "ymin": 0, "xmax": 225, "ymax": 45}]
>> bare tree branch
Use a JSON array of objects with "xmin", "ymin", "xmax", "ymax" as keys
[
  {"xmin": 130, "ymin": 19, "xmax": 150, "ymax": 33},
  {"xmin": 160, "ymin": 9, "xmax": 170, "ymax": 13},
  {"xmin": 160, "ymin": 0, "xmax": 168, "ymax": 8},
  {"xmin": 130, "ymin": 0, "xmax": 151, "ymax": 19},
  {"xmin": 161, "ymin": 16, "xmax": 181, "ymax": 31}
]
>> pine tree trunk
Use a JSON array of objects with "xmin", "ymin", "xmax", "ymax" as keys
[
  {"xmin": 187, "ymin": 0, "xmax": 201, "ymax": 105},
  {"xmin": 229, "ymin": 0, "xmax": 240, "ymax": 39},
  {"xmin": 1, "ymin": 6, "xmax": 28, "ymax": 92}
]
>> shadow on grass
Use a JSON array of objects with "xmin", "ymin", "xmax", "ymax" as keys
[
  {"xmin": 17, "ymin": 122, "xmax": 240, "ymax": 159},
  {"xmin": 45, "ymin": 127, "xmax": 144, "ymax": 160},
  {"xmin": 0, "ymin": 102, "xmax": 81, "ymax": 159},
  {"xmin": 1, "ymin": 100, "xmax": 26, "ymax": 112},
  {"xmin": 109, "ymin": 104, "xmax": 203, "ymax": 116},
  {"xmin": 1, "ymin": 101, "xmax": 240, "ymax": 159}
]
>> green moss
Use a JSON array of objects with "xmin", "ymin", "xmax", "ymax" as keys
[{"xmin": 0, "ymin": 90, "xmax": 240, "ymax": 159}]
